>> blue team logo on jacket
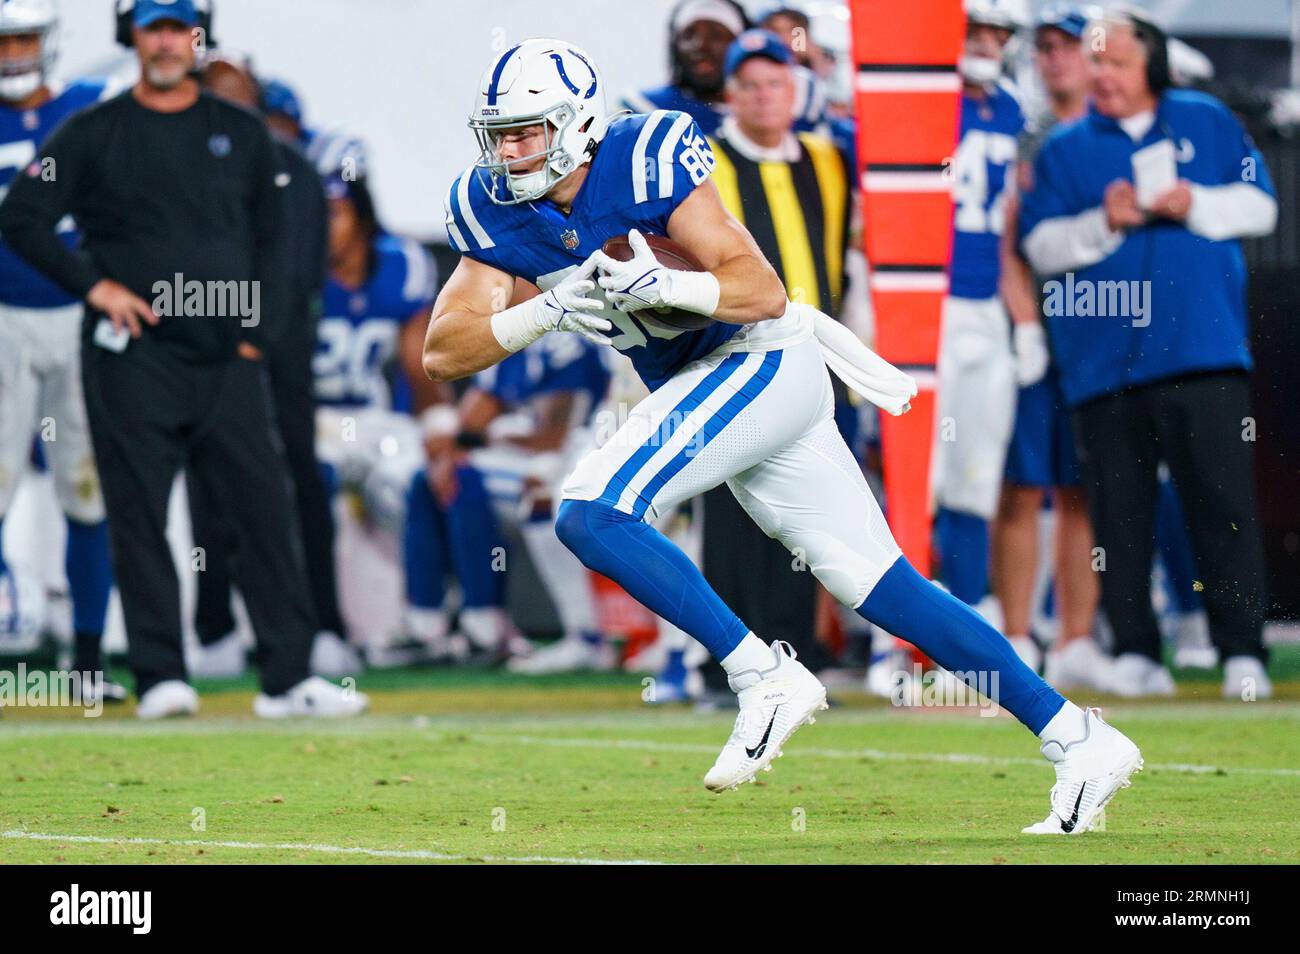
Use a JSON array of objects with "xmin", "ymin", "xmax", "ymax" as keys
[{"xmin": 208, "ymin": 133, "xmax": 232, "ymax": 157}]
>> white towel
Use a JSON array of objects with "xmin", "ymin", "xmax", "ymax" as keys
[{"xmin": 810, "ymin": 308, "xmax": 917, "ymax": 416}]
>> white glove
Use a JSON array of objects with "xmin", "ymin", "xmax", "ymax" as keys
[
  {"xmin": 1013, "ymin": 321, "xmax": 1050, "ymax": 387},
  {"xmin": 490, "ymin": 254, "xmax": 613, "ymax": 352},
  {"xmin": 592, "ymin": 228, "xmax": 720, "ymax": 316}
]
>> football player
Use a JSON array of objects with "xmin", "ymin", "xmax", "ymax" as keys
[
  {"xmin": 427, "ymin": 38, "xmax": 1143, "ymax": 832},
  {"xmin": 0, "ymin": 0, "xmax": 121, "ymax": 700},
  {"xmin": 620, "ymin": 0, "xmax": 746, "ymax": 136},
  {"xmin": 308, "ymin": 133, "xmax": 442, "ymax": 661},
  {"xmin": 930, "ymin": 0, "xmax": 1027, "ymax": 626},
  {"xmin": 402, "ymin": 330, "xmax": 612, "ymax": 671}
]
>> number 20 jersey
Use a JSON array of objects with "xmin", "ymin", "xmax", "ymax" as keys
[{"xmin": 444, "ymin": 109, "xmax": 741, "ymax": 392}]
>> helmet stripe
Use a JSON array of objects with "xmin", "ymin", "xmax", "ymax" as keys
[{"xmin": 486, "ymin": 43, "xmax": 522, "ymax": 106}]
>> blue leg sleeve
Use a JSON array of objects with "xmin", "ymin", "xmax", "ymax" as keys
[
  {"xmin": 555, "ymin": 498, "xmax": 748, "ymax": 660},
  {"xmin": 858, "ymin": 557, "xmax": 1065, "ymax": 733}
]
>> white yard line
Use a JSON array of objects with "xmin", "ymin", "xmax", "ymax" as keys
[
  {"xmin": 0, "ymin": 830, "xmax": 660, "ymax": 865},
  {"xmin": 465, "ymin": 733, "xmax": 1300, "ymax": 778}
]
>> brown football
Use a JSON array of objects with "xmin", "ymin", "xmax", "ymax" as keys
[{"xmin": 600, "ymin": 233, "xmax": 715, "ymax": 331}]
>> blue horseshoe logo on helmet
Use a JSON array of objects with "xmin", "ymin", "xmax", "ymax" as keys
[{"xmin": 549, "ymin": 50, "xmax": 598, "ymax": 100}]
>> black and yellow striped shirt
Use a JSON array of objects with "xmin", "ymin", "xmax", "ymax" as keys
[{"xmin": 708, "ymin": 128, "xmax": 852, "ymax": 316}]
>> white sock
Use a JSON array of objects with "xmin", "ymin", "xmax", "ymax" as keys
[
  {"xmin": 1038, "ymin": 700, "xmax": 1087, "ymax": 744},
  {"xmin": 720, "ymin": 632, "xmax": 774, "ymax": 678}
]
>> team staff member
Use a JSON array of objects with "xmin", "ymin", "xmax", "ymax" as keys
[
  {"xmin": 699, "ymin": 30, "xmax": 853, "ymax": 677},
  {"xmin": 0, "ymin": 0, "xmax": 364, "ymax": 718},
  {"xmin": 1019, "ymin": 9, "xmax": 1277, "ymax": 700}
]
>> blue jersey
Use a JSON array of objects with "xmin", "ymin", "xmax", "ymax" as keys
[
  {"xmin": 0, "ymin": 80, "xmax": 107, "ymax": 308},
  {"xmin": 949, "ymin": 83, "xmax": 1024, "ymax": 300},
  {"xmin": 316, "ymin": 234, "xmax": 436, "ymax": 409},
  {"xmin": 621, "ymin": 85, "xmax": 726, "ymax": 137},
  {"xmin": 446, "ymin": 110, "xmax": 741, "ymax": 392},
  {"xmin": 474, "ymin": 333, "xmax": 610, "ymax": 421}
]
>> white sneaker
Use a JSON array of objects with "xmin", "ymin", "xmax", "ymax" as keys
[
  {"xmin": 507, "ymin": 637, "xmax": 616, "ymax": 674},
  {"xmin": 1222, "ymin": 656, "xmax": 1272, "ymax": 701},
  {"xmin": 1023, "ymin": 708, "xmax": 1143, "ymax": 834},
  {"xmin": 622, "ymin": 638, "xmax": 668, "ymax": 674},
  {"xmin": 1007, "ymin": 635, "xmax": 1042, "ymax": 673},
  {"xmin": 1109, "ymin": 653, "xmax": 1175, "ymax": 697},
  {"xmin": 310, "ymin": 631, "xmax": 364, "ymax": 678},
  {"xmin": 704, "ymin": 640, "xmax": 828, "ymax": 793},
  {"xmin": 136, "ymin": 680, "xmax": 198, "ymax": 720},
  {"xmin": 187, "ymin": 631, "xmax": 246, "ymax": 679},
  {"xmin": 459, "ymin": 607, "xmax": 528, "ymax": 655},
  {"xmin": 1044, "ymin": 637, "xmax": 1113, "ymax": 692},
  {"xmin": 1171, "ymin": 612, "xmax": 1218, "ymax": 669},
  {"xmin": 865, "ymin": 649, "xmax": 911, "ymax": 699},
  {"xmin": 254, "ymin": 675, "xmax": 369, "ymax": 719}
]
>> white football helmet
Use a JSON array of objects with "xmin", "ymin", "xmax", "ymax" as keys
[
  {"xmin": 0, "ymin": 0, "xmax": 58, "ymax": 102},
  {"xmin": 961, "ymin": 0, "xmax": 1029, "ymax": 85},
  {"xmin": 469, "ymin": 38, "xmax": 609, "ymax": 205}
]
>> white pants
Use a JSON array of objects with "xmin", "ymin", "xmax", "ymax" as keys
[
  {"xmin": 931, "ymin": 295, "xmax": 1016, "ymax": 520},
  {"xmin": 0, "ymin": 303, "xmax": 103, "ymax": 523},
  {"xmin": 561, "ymin": 335, "xmax": 902, "ymax": 608}
]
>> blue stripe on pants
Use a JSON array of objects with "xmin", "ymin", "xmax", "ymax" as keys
[
  {"xmin": 596, "ymin": 351, "xmax": 749, "ymax": 511},
  {"xmin": 631, "ymin": 350, "xmax": 782, "ymax": 520}
]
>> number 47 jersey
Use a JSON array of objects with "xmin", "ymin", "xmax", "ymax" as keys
[{"xmin": 445, "ymin": 109, "xmax": 742, "ymax": 392}]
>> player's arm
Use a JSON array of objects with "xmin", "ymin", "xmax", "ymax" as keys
[
  {"xmin": 400, "ymin": 309, "xmax": 454, "ymax": 410},
  {"xmin": 423, "ymin": 258, "xmax": 610, "ymax": 383},
  {"xmin": 502, "ymin": 392, "xmax": 577, "ymax": 453},
  {"xmin": 664, "ymin": 181, "xmax": 788, "ymax": 324},
  {"xmin": 421, "ymin": 256, "xmax": 516, "ymax": 382},
  {"xmin": 999, "ymin": 188, "xmax": 1037, "ymax": 327},
  {"xmin": 1000, "ymin": 185, "xmax": 1049, "ymax": 387}
]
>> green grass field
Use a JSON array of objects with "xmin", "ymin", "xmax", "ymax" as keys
[{"xmin": 2, "ymin": 650, "xmax": 1298, "ymax": 864}]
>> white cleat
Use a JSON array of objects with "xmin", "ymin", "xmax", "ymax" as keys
[
  {"xmin": 704, "ymin": 640, "xmax": 828, "ymax": 793},
  {"xmin": 1023, "ymin": 707, "xmax": 1143, "ymax": 834},
  {"xmin": 507, "ymin": 637, "xmax": 616, "ymax": 674},
  {"xmin": 310, "ymin": 630, "xmax": 364, "ymax": 678},
  {"xmin": 254, "ymin": 675, "xmax": 369, "ymax": 719},
  {"xmin": 1171, "ymin": 611, "xmax": 1218, "ymax": 670},
  {"xmin": 1109, "ymin": 652, "xmax": 1176, "ymax": 697},
  {"xmin": 136, "ymin": 680, "xmax": 199, "ymax": 720},
  {"xmin": 186, "ymin": 630, "xmax": 246, "ymax": 679},
  {"xmin": 1044, "ymin": 636, "xmax": 1114, "ymax": 692},
  {"xmin": 1222, "ymin": 656, "xmax": 1272, "ymax": 701}
]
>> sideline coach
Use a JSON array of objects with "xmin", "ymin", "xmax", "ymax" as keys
[
  {"xmin": 1018, "ymin": 9, "xmax": 1277, "ymax": 699},
  {"xmin": 0, "ymin": 0, "xmax": 360, "ymax": 717}
]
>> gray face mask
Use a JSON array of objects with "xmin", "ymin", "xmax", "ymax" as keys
[
  {"xmin": 0, "ymin": 67, "xmax": 41, "ymax": 101},
  {"xmin": 958, "ymin": 53, "xmax": 1003, "ymax": 86}
]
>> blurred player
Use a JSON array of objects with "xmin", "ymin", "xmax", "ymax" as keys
[
  {"xmin": 308, "ymin": 133, "xmax": 440, "ymax": 659},
  {"xmin": 260, "ymin": 77, "xmax": 312, "ymax": 149},
  {"xmin": 994, "ymin": 3, "xmax": 1105, "ymax": 688},
  {"xmin": 428, "ymin": 37, "xmax": 1142, "ymax": 833},
  {"xmin": 402, "ymin": 331, "xmax": 612, "ymax": 671},
  {"xmin": 0, "ymin": 0, "xmax": 121, "ymax": 699},
  {"xmin": 931, "ymin": 0, "xmax": 1026, "ymax": 624},
  {"xmin": 621, "ymin": 0, "xmax": 747, "ymax": 135}
]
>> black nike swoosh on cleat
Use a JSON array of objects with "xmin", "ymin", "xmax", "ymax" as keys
[
  {"xmin": 745, "ymin": 709, "xmax": 779, "ymax": 760},
  {"xmin": 1060, "ymin": 784, "xmax": 1087, "ymax": 833}
]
